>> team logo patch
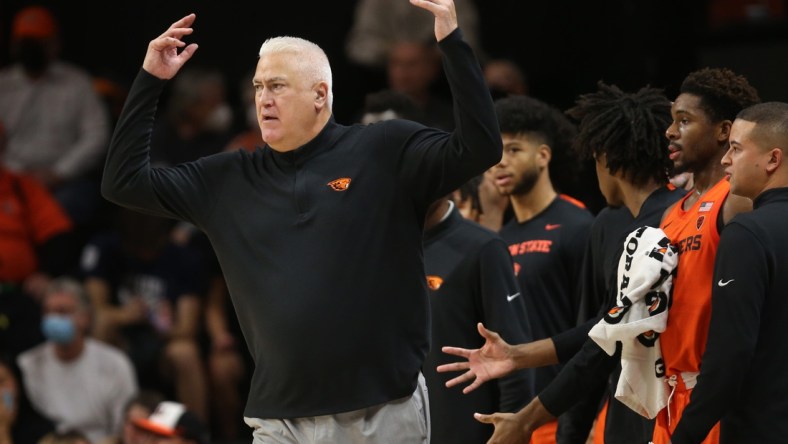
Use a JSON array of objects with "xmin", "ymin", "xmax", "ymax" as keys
[
  {"xmin": 604, "ymin": 303, "xmax": 631, "ymax": 324},
  {"xmin": 637, "ymin": 330, "xmax": 659, "ymax": 347},
  {"xmin": 699, "ymin": 201, "xmax": 713, "ymax": 212},
  {"xmin": 513, "ymin": 262, "xmax": 521, "ymax": 276},
  {"xmin": 426, "ymin": 275, "xmax": 443, "ymax": 290},
  {"xmin": 696, "ymin": 215, "xmax": 705, "ymax": 230},
  {"xmin": 645, "ymin": 290, "xmax": 669, "ymax": 316},
  {"xmin": 327, "ymin": 177, "xmax": 351, "ymax": 191}
]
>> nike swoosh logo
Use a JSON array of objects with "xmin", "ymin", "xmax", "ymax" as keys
[
  {"xmin": 718, "ymin": 279, "xmax": 735, "ymax": 287},
  {"xmin": 545, "ymin": 224, "xmax": 561, "ymax": 231},
  {"xmin": 506, "ymin": 292, "xmax": 521, "ymax": 302}
]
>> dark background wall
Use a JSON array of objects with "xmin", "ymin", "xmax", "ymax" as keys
[{"xmin": 3, "ymin": 0, "xmax": 787, "ymax": 212}]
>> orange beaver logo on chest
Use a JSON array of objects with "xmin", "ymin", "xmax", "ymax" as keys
[
  {"xmin": 426, "ymin": 276, "xmax": 444, "ymax": 290},
  {"xmin": 327, "ymin": 178, "xmax": 351, "ymax": 191}
]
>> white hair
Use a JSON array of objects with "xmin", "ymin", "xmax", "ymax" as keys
[{"xmin": 259, "ymin": 36, "xmax": 333, "ymax": 109}]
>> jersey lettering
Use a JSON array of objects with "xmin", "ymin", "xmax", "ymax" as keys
[
  {"xmin": 674, "ymin": 234, "xmax": 702, "ymax": 254},
  {"xmin": 508, "ymin": 240, "xmax": 553, "ymax": 256}
]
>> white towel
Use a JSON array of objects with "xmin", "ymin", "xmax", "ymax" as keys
[{"xmin": 588, "ymin": 226, "xmax": 678, "ymax": 419}]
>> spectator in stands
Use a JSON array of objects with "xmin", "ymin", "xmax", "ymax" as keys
[
  {"xmin": 132, "ymin": 401, "xmax": 210, "ymax": 444},
  {"xmin": 386, "ymin": 40, "xmax": 455, "ymax": 130},
  {"xmin": 150, "ymin": 66, "xmax": 235, "ymax": 166},
  {"xmin": 0, "ymin": 6, "xmax": 111, "ymax": 227},
  {"xmin": 345, "ymin": 0, "xmax": 483, "ymax": 69},
  {"xmin": 111, "ymin": 389, "xmax": 166, "ymax": 444},
  {"xmin": 16, "ymin": 278, "xmax": 137, "ymax": 443},
  {"xmin": 80, "ymin": 208, "xmax": 209, "ymax": 421},
  {"xmin": 0, "ymin": 354, "xmax": 55, "ymax": 444},
  {"xmin": 484, "ymin": 58, "xmax": 529, "ymax": 99},
  {"xmin": 0, "ymin": 119, "xmax": 75, "ymax": 360}
]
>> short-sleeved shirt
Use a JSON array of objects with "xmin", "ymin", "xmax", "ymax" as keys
[{"xmin": 499, "ymin": 194, "xmax": 593, "ymax": 394}]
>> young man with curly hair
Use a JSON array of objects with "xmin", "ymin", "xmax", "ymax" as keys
[{"xmin": 488, "ymin": 95, "xmax": 594, "ymax": 443}]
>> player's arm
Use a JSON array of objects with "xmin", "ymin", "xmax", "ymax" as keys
[{"xmin": 439, "ymin": 328, "xmax": 559, "ymax": 394}]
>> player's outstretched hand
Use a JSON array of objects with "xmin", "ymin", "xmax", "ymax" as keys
[{"xmin": 437, "ymin": 322, "xmax": 516, "ymax": 394}]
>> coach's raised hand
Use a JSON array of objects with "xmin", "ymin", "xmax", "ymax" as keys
[
  {"xmin": 142, "ymin": 13, "xmax": 199, "ymax": 80},
  {"xmin": 409, "ymin": 0, "xmax": 458, "ymax": 42}
]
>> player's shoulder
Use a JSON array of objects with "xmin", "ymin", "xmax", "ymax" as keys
[
  {"xmin": 590, "ymin": 205, "xmax": 632, "ymax": 234},
  {"xmin": 593, "ymin": 205, "xmax": 628, "ymax": 224},
  {"xmin": 722, "ymin": 193, "xmax": 753, "ymax": 225},
  {"xmin": 557, "ymin": 194, "xmax": 590, "ymax": 212},
  {"xmin": 554, "ymin": 194, "xmax": 595, "ymax": 227},
  {"xmin": 659, "ymin": 198, "xmax": 684, "ymax": 226}
]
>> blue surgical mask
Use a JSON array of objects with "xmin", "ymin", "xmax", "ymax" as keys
[
  {"xmin": 2, "ymin": 389, "xmax": 13, "ymax": 410},
  {"xmin": 41, "ymin": 314, "xmax": 76, "ymax": 344}
]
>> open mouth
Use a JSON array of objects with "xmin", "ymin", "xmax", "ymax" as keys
[{"xmin": 668, "ymin": 144, "xmax": 681, "ymax": 161}]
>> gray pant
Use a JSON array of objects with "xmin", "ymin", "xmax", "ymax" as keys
[{"xmin": 245, "ymin": 373, "xmax": 430, "ymax": 443}]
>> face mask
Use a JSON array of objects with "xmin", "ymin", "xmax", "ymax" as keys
[
  {"xmin": 14, "ymin": 39, "xmax": 50, "ymax": 75},
  {"xmin": 41, "ymin": 314, "xmax": 76, "ymax": 344},
  {"xmin": 2, "ymin": 389, "xmax": 13, "ymax": 410},
  {"xmin": 204, "ymin": 103, "xmax": 233, "ymax": 132}
]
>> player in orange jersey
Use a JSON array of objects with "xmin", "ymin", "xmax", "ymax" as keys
[{"xmin": 651, "ymin": 68, "xmax": 759, "ymax": 444}]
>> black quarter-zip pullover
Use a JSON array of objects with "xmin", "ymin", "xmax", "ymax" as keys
[{"xmin": 102, "ymin": 29, "xmax": 502, "ymax": 418}]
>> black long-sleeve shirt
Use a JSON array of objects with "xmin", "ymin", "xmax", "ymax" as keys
[
  {"xmin": 672, "ymin": 187, "xmax": 788, "ymax": 444},
  {"xmin": 541, "ymin": 186, "xmax": 685, "ymax": 444},
  {"xmin": 423, "ymin": 206, "xmax": 533, "ymax": 443},
  {"xmin": 101, "ymin": 29, "xmax": 501, "ymax": 418},
  {"xmin": 551, "ymin": 187, "xmax": 685, "ymax": 361}
]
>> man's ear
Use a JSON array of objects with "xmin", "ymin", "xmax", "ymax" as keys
[
  {"xmin": 765, "ymin": 147, "xmax": 783, "ymax": 173},
  {"xmin": 538, "ymin": 144, "xmax": 552, "ymax": 166},
  {"xmin": 314, "ymin": 82, "xmax": 329, "ymax": 110},
  {"xmin": 717, "ymin": 120, "xmax": 732, "ymax": 143}
]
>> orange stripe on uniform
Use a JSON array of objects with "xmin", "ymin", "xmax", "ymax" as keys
[
  {"xmin": 559, "ymin": 194, "xmax": 587, "ymax": 209},
  {"xmin": 592, "ymin": 400, "xmax": 608, "ymax": 444},
  {"xmin": 530, "ymin": 419, "xmax": 558, "ymax": 444}
]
